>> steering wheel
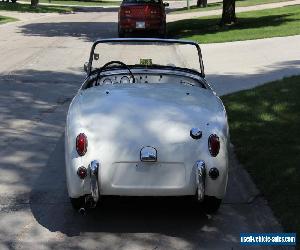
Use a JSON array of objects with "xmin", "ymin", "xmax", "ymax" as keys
[{"xmin": 94, "ymin": 60, "xmax": 135, "ymax": 86}]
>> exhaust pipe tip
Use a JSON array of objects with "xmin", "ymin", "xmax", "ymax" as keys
[
  {"xmin": 85, "ymin": 196, "xmax": 96, "ymax": 209},
  {"xmin": 78, "ymin": 207, "xmax": 86, "ymax": 216}
]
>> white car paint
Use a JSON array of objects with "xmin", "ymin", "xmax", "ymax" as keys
[
  {"xmin": 65, "ymin": 39, "xmax": 229, "ymax": 209},
  {"xmin": 65, "ymin": 80, "xmax": 229, "ymax": 200}
]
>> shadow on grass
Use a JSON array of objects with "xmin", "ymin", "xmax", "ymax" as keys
[
  {"xmin": 168, "ymin": 9, "xmax": 299, "ymax": 40},
  {"xmin": 221, "ymin": 75, "xmax": 300, "ymax": 234},
  {"xmin": 168, "ymin": 12, "xmax": 296, "ymax": 38}
]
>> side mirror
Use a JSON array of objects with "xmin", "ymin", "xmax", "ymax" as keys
[
  {"xmin": 83, "ymin": 62, "xmax": 89, "ymax": 73},
  {"xmin": 163, "ymin": 2, "xmax": 169, "ymax": 7}
]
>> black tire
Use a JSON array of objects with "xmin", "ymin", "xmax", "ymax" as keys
[
  {"xmin": 158, "ymin": 24, "xmax": 167, "ymax": 38},
  {"xmin": 70, "ymin": 197, "xmax": 85, "ymax": 210},
  {"xmin": 203, "ymin": 195, "xmax": 222, "ymax": 213},
  {"xmin": 11, "ymin": 0, "xmax": 17, "ymax": 3},
  {"xmin": 158, "ymin": 32, "xmax": 166, "ymax": 39},
  {"xmin": 118, "ymin": 27, "xmax": 125, "ymax": 38}
]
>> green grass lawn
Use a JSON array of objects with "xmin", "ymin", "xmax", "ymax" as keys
[
  {"xmin": 0, "ymin": 2, "xmax": 74, "ymax": 12},
  {"xmin": 0, "ymin": 14, "xmax": 18, "ymax": 24},
  {"xmin": 222, "ymin": 75, "xmax": 300, "ymax": 235},
  {"xmin": 22, "ymin": 0, "xmax": 120, "ymax": 6},
  {"xmin": 171, "ymin": 0, "xmax": 292, "ymax": 14},
  {"xmin": 168, "ymin": 5, "xmax": 300, "ymax": 43}
]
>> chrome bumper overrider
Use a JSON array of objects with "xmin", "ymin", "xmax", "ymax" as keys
[
  {"xmin": 195, "ymin": 160, "xmax": 206, "ymax": 202},
  {"xmin": 83, "ymin": 159, "xmax": 206, "ymax": 211},
  {"xmin": 85, "ymin": 160, "xmax": 100, "ymax": 208}
]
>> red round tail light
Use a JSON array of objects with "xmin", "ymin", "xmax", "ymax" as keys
[
  {"xmin": 77, "ymin": 166, "xmax": 87, "ymax": 179},
  {"xmin": 76, "ymin": 133, "xmax": 88, "ymax": 156},
  {"xmin": 208, "ymin": 134, "xmax": 220, "ymax": 157}
]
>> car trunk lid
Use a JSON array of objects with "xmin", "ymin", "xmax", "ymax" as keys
[
  {"xmin": 120, "ymin": 4, "xmax": 162, "ymax": 18},
  {"xmin": 78, "ymin": 83, "xmax": 222, "ymax": 163}
]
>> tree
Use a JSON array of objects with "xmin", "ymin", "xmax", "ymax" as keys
[
  {"xmin": 31, "ymin": 0, "xmax": 39, "ymax": 7},
  {"xmin": 221, "ymin": 0, "xmax": 236, "ymax": 25},
  {"xmin": 197, "ymin": 0, "xmax": 207, "ymax": 8}
]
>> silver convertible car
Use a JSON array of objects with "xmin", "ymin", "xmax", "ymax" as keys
[{"xmin": 65, "ymin": 38, "xmax": 229, "ymax": 214}]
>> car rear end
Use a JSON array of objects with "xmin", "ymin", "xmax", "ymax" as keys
[
  {"xmin": 118, "ymin": 0, "xmax": 166, "ymax": 37},
  {"xmin": 66, "ymin": 83, "xmax": 229, "ymax": 212}
]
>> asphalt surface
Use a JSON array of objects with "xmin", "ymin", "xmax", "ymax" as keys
[{"xmin": 0, "ymin": 8, "xmax": 299, "ymax": 250}]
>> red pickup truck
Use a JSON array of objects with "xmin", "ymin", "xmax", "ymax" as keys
[{"xmin": 118, "ymin": 0, "xmax": 169, "ymax": 37}]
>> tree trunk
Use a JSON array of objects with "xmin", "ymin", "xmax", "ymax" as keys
[
  {"xmin": 31, "ymin": 0, "xmax": 39, "ymax": 7},
  {"xmin": 221, "ymin": 0, "xmax": 236, "ymax": 25},
  {"xmin": 197, "ymin": 0, "xmax": 207, "ymax": 7}
]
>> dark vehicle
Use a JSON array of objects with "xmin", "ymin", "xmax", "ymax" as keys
[{"xmin": 118, "ymin": 0, "xmax": 169, "ymax": 38}]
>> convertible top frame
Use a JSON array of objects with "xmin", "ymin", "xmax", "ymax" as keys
[{"xmin": 87, "ymin": 38, "xmax": 205, "ymax": 78}]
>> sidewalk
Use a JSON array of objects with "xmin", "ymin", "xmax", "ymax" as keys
[
  {"xmin": 202, "ymin": 35, "xmax": 300, "ymax": 96},
  {"xmin": 168, "ymin": 0, "xmax": 300, "ymax": 22}
]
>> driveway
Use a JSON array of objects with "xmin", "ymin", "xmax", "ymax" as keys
[{"xmin": 0, "ymin": 9, "xmax": 299, "ymax": 249}]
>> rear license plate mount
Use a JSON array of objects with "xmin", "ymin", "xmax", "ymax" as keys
[{"xmin": 136, "ymin": 21, "xmax": 145, "ymax": 29}]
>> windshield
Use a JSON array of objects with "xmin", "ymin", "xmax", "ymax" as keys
[{"xmin": 89, "ymin": 39, "xmax": 204, "ymax": 75}]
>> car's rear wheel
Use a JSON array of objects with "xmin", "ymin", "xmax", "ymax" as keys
[
  {"xmin": 158, "ymin": 24, "xmax": 167, "ymax": 38},
  {"xmin": 11, "ymin": 0, "xmax": 17, "ymax": 3},
  {"xmin": 203, "ymin": 195, "xmax": 222, "ymax": 213},
  {"xmin": 158, "ymin": 32, "xmax": 166, "ymax": 39},
  {"xmin": 70, "ymin": 197, "xmax": 85, "ymax": 210},
  {"xmin": 118, "ymin": 27, "xmax": 125, "ymax": 38}
]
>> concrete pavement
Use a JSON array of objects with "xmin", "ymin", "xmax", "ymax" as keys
[
  {"xmin": 0, "ymin": 8, "xmax": 299, "ymax": 249},
  {"xmin": 202, "ymin": 35, "xmax": 300, "ymax": 95}
]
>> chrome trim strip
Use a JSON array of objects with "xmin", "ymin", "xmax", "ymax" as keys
[{"xmin": 195, "ymin": 160, "xmax": 206, "ymax": 202}]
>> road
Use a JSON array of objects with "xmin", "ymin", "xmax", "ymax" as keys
[{"xmin": 0, "ymin": 8, "xmax": 299, "ymax": 249}]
